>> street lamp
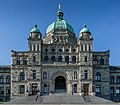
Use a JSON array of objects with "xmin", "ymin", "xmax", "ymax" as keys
[{"xmin": 47, "ymin": 84, "xmax": 50, "ymax": 95}]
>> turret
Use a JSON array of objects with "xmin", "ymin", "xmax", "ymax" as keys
[
  {"xmin": 78, "ymin": 24, "xmax": 94, "ymax": 96},
  {"xmin": 78, "ymin": 24, "xmax": 93, "ymax": 52},
  {"xmin": 28, "ymin": 24, "xmax": 42, "ymax": 51}
]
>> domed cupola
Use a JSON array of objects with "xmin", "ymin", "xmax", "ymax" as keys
[
  {"xmin": 80, "ymin": 24, "xmax": 90, "ymax": 33},
  {"xmin": 79, "ymin": 24, "xmax": 93, "ymax": 40},
  {"xmin": 44, "ymin": 4, "xmax": 77, "ymax": 44},
  {"xmin": 46, "ymin": 4, "xmax": 74, "ymax": 34},
  {"xmin": 29, "ymin": 24, "xmax": 42, "ymax": 40},
  {"xmin": 31, "ymin": 24, "xmax": 41, "ymax": 33}
]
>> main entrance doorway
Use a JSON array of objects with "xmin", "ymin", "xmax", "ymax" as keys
[
  {"xmin": 32, "ymin": 83, "xmax": 37, "ymax": 95},
  {"xmin": 83, "ymin": 84, "xmax": 89, "ymax": 95},
  {"xmin": 55, "ymin": 76, "xmax": 66, "ymax": 90}
]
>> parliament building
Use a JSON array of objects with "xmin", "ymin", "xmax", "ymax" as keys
[{"xmin": 0, "ymin": 5, "xmax": 120, "ymax": 102}]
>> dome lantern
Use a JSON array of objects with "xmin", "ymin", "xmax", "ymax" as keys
[
  {"xmin": 56, "ymin": 4, "xmax": 64, "ymax": 20},
  {"xmin": 46, "ymin": 4, "xmax": 74, "ymax": 34},
  {"xmin": 30, "ymin": 24, "xmax": 41, "ymax": 33},
  {"xmin": 80, "ymin": 24, "xmax": 91, "ymax": 33}
]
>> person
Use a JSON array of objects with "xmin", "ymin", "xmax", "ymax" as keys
[{"xmin": 35, "ymin": 94, "xmax": 38, "ymax": 102}]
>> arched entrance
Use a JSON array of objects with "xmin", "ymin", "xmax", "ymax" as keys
[{"xmin": 55, "ymin": 76, "xmax": 66, "ymax": 90}]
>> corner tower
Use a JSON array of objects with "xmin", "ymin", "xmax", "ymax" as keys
[
  {"xmin": 28, "ymin": 24, "xmax": 42, "ymax": 52},
  {"xmin": 78, "ymin": 25, "xmax": 94, "ymax": 96}
]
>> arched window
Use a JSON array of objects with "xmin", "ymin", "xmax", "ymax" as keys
[
  {"xmin": 33, "ymin": 44, "xmax": 36, "ymax": 51},
  {"xmin": 16, "ymin": 58, "xmax": 20, "ymax": 65},
  {"xmin": 110, "ymin": 76, "xmax": 114, "ymax": 84},
  {"xmin": 51, "ymin": 56, "xmax": 56, "ymax": 62},
  {"xmin": 116, "ymin": 76, "xmax": 120, "ymax": 84},
  {"xmin": 6, "ymin": 76, "xmax": 10, "ymax": 83},
  {"xmin": 74, "ymin": 71, "xmax": 77, "ymax": 79},
  {"xmin": 51, "ymin": 48, "xmax": 55, "ymax": 52},
  {"xmin": 72, "ymin": 49, "xmax": 76, "ymax": 52},
  {"xmin": 65, "ymin": 56, "xmax": 69, "ymax": 64},
  {"xmin": 72, "ymin": 56, "xmax": 76, "ymax": 63},
  {"xmin": 23, "ymin": 58, "xmax": 27, "ymax": 65},
  {"xmin": 58, "ymin": 56, "xmax": 62, "ymax": 62},
  {"xmin": 81, "ymin": 44, "xmax": 83, "ymax": 51},
  {"xmin": 43, "ymin": 71, "xmax": 47, "ymax": 79},
  {"xmin": 44, "ymin": 56, "xmax": 48, "ymax": 63},
  {"xmin": 89, "ymin": 45, "xmax": 91, "ymax": 51},
  {"xmin": 95, "ymin": 72, "xmax": 101, "ymax": 81},
  {"xmin": 95, "ymin": 85, "xmax": 101, "ymax": 94},
  {"xmin": 0, "ymin": 76, "xmax": 4, "ymax": 83},
  {"xmin": 66, "ymin": 49, "xmax": 69, "ymax": 52},
  {"xmin": 45, "ymin": 48, "xmax": 48, "ymax": 52},
  {"xmin": 93, "ymin": 57, "xmax": 98, "ymax": 65},
  {"xmin": 20, "ymin": 72, "xmax": 25, "ymax": 81},
  {"xmin": 100, "ymin": 58, "xmax": 104, "ymax": 65},
  {"xmin": 59, "ymin": 49, "xmax": 62, "ymax": 52},
  {"xmin": 30, "ymin": 44, "xmax": 32, "ymax": 51}
]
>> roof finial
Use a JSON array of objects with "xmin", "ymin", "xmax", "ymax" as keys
[
  {"xmin": 34, "ymin": 24, "xmax": 37, "ymax": 28},
  {"xmin": 58, "ymin": 3, "xmax": 61, "ymax": 11},
  {"xmin": 83, "ymin": 24, "xmax": 86, "ymax": 28}
]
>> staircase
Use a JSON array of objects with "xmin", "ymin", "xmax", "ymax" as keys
[{"xmin": 7, "ymin": 93, "xmax": 114, "ymax": 104}]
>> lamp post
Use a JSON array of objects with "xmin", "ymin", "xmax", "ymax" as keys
[
  {"xmin": 47, "ymin": 84, "xmax": 50, "ymax": 95},
  {"xmin": 71, "ymin": 84, "xmax": 73, "ymax": 95},
  {"xmin": 92, "ymin": 84, "xmax": 95, "ymax": 96}
]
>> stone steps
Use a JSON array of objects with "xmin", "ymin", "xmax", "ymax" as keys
[{"xmin": 7, "ymin": 93, "xmax": 114, "ymax": 104}]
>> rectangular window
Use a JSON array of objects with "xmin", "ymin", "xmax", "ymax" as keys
[
  {"xmin": 116, "ymin": 87, "xmax": 120, "ymax": 95},
  {"xmin": 85, "ymin": 73, "xmax": 88, "ymax": 79},
  {"xmin": 34, "ymin": 45, "xmax": 36, "ymax": 51},
  {"xmin": 110, "ymin": 87, "xmax": 114, "ymax": 95},
  {"xmin": 33, "ymin": 56, "xmax": 36, "ymax": 62},
  {"xmin": 43, "ymin": 84, "xmax": 47, "ymax": 93},
  {"xmin": 6, "ymin": 87, "xmax": 10, "ymax": 95},
  {"xmin": 95, "ymin": 85, "xmax": 101, "ymax": 94},
  {"xmin": 33, "ymin": 70, "xmax": 36, "ymax": 79},
  {"xmin": 74, "ymin": 84, "xmax": 77, "ymax": 93},
  {"xmin": 81, "ymin": 45, "xmax": 83, "ymax": 51},
  {"xmin": 20, "ymin": 85, "xmax": 25, "ymax": 94},
  {"xmin": 84, "ymin": 70, "xmax": 88, "ymax": 79},
  {"xmin": 96, "ymin": 88, "xmax": 100, "ymax": 92},
  {"xmin": 89, "ymin": 45, "xmax": 91, "ymax": 51},
  {"xmin": 37, "ymin": 45, "xmax": 39, "ymax": 51},
  {"xmin": 85, "ymin": 44, "xmax": 87, "ymax": 51},
  {"xmin": 0, "ymin": 87, "xmax": 4, "ymax": 94},
  {"xmin": 85, "ymin": 56, "xmax": 87, "ymax": 62}
]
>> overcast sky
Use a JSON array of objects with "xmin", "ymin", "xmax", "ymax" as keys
[{"xmin": 0, "ymin": 0, "xmax": 120, "ymax": 65}]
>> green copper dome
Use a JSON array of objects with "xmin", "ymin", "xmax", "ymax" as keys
[
  {"xmin": 31, "ymin": 24, "xmax": 40, "ymax": 33},
  {"xmin": 46, "ymin": 4, "xmax": 74, "ymax": 34},
  {"xmin": 80, "ymin": 24, "xmax": 90, "ymax": 33}
]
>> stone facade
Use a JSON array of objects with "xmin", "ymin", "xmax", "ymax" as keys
[
  {"xmin": 0, "ymin": 66, "xmax": 10, "ymax": 102},
  {"xmin": 10, "ymin": 6, "xmax": 111, "ymax": 100},
  {"xmin": 0, "ymin": 5, "xmax": 120, "ymax": 102}
]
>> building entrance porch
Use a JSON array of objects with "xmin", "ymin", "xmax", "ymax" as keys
[
  {"xmin": 83, "ymin": 84, "xmax": 89, "ymax": 96},
  {"xmin": 55, "ymin": 76, "xmax": 66, "ymax": 90}
]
